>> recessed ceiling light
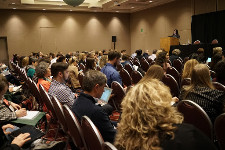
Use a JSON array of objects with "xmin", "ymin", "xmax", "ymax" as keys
[
  {"xmin": 149, "ymin": 1, "xmax": 153, "ymax": 2},
  {"xmin": 43, "ymin": 9, "xmax": 46, "ymax": 10},
  {"xmin": 13, "ymin": 8, "xmax": 16, "ymax": 9},
  {"xmin": 12, "ymin": 3, "xmax": 15, "ymax": 4},
  {"xmin": 131, "ymin": 7, "xmax": 134, "ymax": 9},
  {"xmin": 116, "ymin": 11, "xmax": 119, "ymax": 12},
  {"xmin": 70, "ymin": 10, "xmax": 72, "ymax": 11}
]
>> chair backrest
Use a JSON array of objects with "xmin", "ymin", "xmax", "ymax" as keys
[
  {"xmin": 79, "ymin": 63, "xmax": 85, "ymax": 71},
  {"xmin": 96, "ymin": 66, "xmax": 101, "ymax": 71},
  {"xmin": 78, "ymin": 73, "xmax": 84, "ymax": 89},
  {"xmin": 177, "ymin": 100, "xmax": 213, "ymax": 139},
  {"xmin": 131, "ymin": 70, "xmax": 143, "ymax": 85},
  {"xmin": 116, "ymin": 63, "xmax": 123, "ymax": 72},
  {"xmin": 140, "ymin": 59, "xmax": 150, "ymax": 72},
  {"xmin": 181, "ymin": 78, "xmax": 191, "ymax": 87},
  {"xmin": 111, "ymin": 81, "xmax": 125, "ymax": 112},
  {"xmin": 102, "ymin": 142, "xmax": 117, "ymax": 150},
  {"xmin": 133, "ymin": 59, "xmax": 141, "ymax": 68},
  {"xmin": 212, "ymin": 82, "xmax": 225, "ymax": 92},
  {"xmin": 166, "ymin": 67, "xmax": 181, "ymax": 87},
  {"xmin": 63, "ymin": 105, "xmax": 87, "ymax": 150},
  {"xmin": 162, "ymin": 74, "xmax": 180, "ymax": 97},
  {"xmin": 119, "ymin": 68, "xmax": 132, "ymax": 87},
  {"xmin": 39, "ymin": 84, "xmax": 57, "ymax": 119},
  {"xmin": 124, "ymin": 63, "xmax": 133, "ymax": 76},
  {"xmin": 173, "ymin": 59, "xmax": 183, "ymax": 73},
  {"xmin": 210, "ymin": 70, "xmax": 216, "ymax": 79},
  {"xmin": 27, "ymin": 80, "xmax": 43, "ymax": 106},
  {"xmin": 81, "ymin": 116, "xmax": 104, "ymax": 150},
  {"xmin": 51, "ymin": 96, "xmax": 68, "ymax": 133},
  {"xmin": 214, "ymin": 113, "xmax": 225, "ymax": 150}
]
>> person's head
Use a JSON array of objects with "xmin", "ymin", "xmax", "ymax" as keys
[
  {"xmin": 213, "ymin": 47, "xmax": 223, "ymax": 56},
  {"xmin": 121, "ymin": 49, "xmax": 126, "ymax": 55},
  {"xmin": 182, "ymin": 59, "xmax": 199, "ymax": 79},
  {"xmin": 68, "ymin": 56, "xmax": 78, "ymax": 66},
  {"xmin": 35, "ymin": 62, "xmax": 51, "ymax": 79},
  {"xmin": 172, "ymin": 49, "xmax": 181, "ymax": 56},
  {"xmin": 0, "ymin": 75, "xmax": 9, "ymax": 99},
  {"xmin": 214, "ymin": 60, "xmax": 225, "ymax": 84},
  {"xmin": 21, "ymin": 57, "xmax": 29, "ymax": 68},
  {"xmin": 51, "ymin": 62, "xmax": 69, "ymax": 83},
  {"xmin": 29, "ymin": 57, "xmax": 38, "ymax": 67},
  {"xmin": 155, "ymin": 51, "xmax": 168, "ymax": 67},
  {"xmin": 114, "ymin": 79, "xmax": 183, "ymax": 150},
  {"xmin": 211, "ymin": 53, "xmax": 222, "ymax": 67},
  {"xmin": 174, "ymin": 29, "xmax": 179, "ymax": 35},
  {"xmin": 155, "ymin": 49, "xmax": 163, "ymax": 58},
  {"xmin": 197, "ymin": 48, "xmax": 204, "ymax": 54},
  {"xmin": 57, "ymin": 56, "xmax": 66, "ymax": 63},
  {"xmin": 121, "ymin": 54, "xmax": 130, "ymax": 61},
  {"xmin": 190, "ymin": 64, "xmax": 213, "ymax": 89},
  {"xmin": 108, "ymin": 51, "xmax": 121, "ymax": 65},
  {"xmin": 152, "ymin": 49, "xmax": 157, "ymax": 54},
  {"xmin": 99, "ymin": 55, "xmax": 108, "ymax": 68},
  {"xmin": 79, "ymin": 53, "xmax": 86, "ymax": 61},
  {"xmin": 49, "ymin": 53, "xmax": 55, "ymax": 60},
  {"xmin": 140, "ymin": 65, "xmax": 164, "ymax": 82},
  {"xmin": 83, "ymin": 70, "xmax": 107, "ymax": 98},
  {"xmin": 136, "ymin": 49, "xmax": 142, "ymax": 56},
  {"xmin": 85, "ymin": 57, "xmax": 96, "ymax": 71}
]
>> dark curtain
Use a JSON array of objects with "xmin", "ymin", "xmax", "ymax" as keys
[{"xmin": 191, "ymin": 10, "xmax": 225, "ymax": 45}]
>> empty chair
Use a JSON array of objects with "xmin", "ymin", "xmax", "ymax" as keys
[
  {"xmin": 81, "ymin": 116, "xmax": 104, "ymax": 150},
  {"xmin": 140, "ymin": 59, "xmax": 150, "ymax": 72},
  {"xmin": 214, "ymin": 113, "xmax": 225, "ymax": 150},
  {"xmin": 27, "ymin": 80, "xmax": 43, "ymax": 108},
  {"xmin": 166, "ymin": 67, "xmax": 181, "ymax": 87},
  {"xmin": 63, "ymin": 105, "xmax": 87, "ymax": 150},
  {"xmin": 102, "ymin": 142, "xmax": 117, "ymax": 150},
  {"xmin": 119, "ymin": 68, "xmax": 132, "ymax": 87},
  {"xmin": 131, "ymin": 71, "xmax": 143, "ymax": 85},
  {"xmin": 177, "ymin": 100, "xmax": 213, "ymax": 139},
  {"xmin": 124, "ymin": 63, "xmax": 133, "ymax": 76},
  {"xmin": 162, "ymin": 74, "xmax": 180, "ymax": 97},
  {"xmin": 212, "ymin": 82, "xmax": 225, "ymax": 92},
  {"xmin": 116, "ymin": 63, "xmax": 123, "ymax": 72},
  {"xmin": 111, "ymin": 81, "xmax": 126, "ymax": 112},
  {"xmin": 173, "ymin": 59, "xmax": 183, "ymax": 73}
]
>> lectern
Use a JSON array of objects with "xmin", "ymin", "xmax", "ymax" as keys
[{"xmin": 160, "ymin": 37, "xmax": 179, "ymax": 52}]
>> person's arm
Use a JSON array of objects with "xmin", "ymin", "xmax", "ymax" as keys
[{"xmin": 0, "ymin": 104, "xmax": 17, "ymax": 121}]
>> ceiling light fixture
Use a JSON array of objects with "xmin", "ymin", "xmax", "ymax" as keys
[
  {"xmin": 13, "ymin": 8, "xmax": 16, "ymax": 9},
  {"xmin": 70, "ymin": 10, "xmax": 72, "ymax": 11},
  {"xmin": 149, "ymin": 1, "xmax": 153, "ymax": 2},
  {"xmin": 43, "ymin": 9, "xmax": 46, "ymax": 10},
  {"xmin": 116, "ymin": 11, "xmax": 119, "ymax": 12},
  {"xmin": 63, "ymin": 0, "xmax": 85, "ymax": 7},
  {"xmin": 131, "ymin": 7, "xmax": 134, "ymax": 9},
  {"xmin": 12, "ymin": 3, "xmax": 15, "ymax": 4}
]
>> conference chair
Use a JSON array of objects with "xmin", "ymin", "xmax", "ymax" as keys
[
  {"xmin": 162, "ymin": 74, "xmax": 180, "ymax": 97},
  {"xmin": 63, "ymin": 105, "xmax": 87, "ymax": 150},
  {"xmin": 81, "ymin": 116, "xmax": 104, "ymax": 150},
  {"xmin": 210, "ymin": 70, "xmax": 216, "ymax": 79},
  {"xmin": 116, "ymin": 63, "xmax": 123, "ymax": 72},
  {"xmin": 173, "ymin": 59, "xmax": 183, "ymax": 73},
  {"xmin": 177, "ymin": 100, "xmax": 213, "ymax": 140},
  {"xmin": 166, "ymin": 67, "xmax": 181, "ymax": 88},
  {"xmin": 102, "ymin": 142, "xmax": 118, "ymax": 150},
  {"xmin": 124, "ymin": 63, "xmax": 133, "ymax": 76},
  {"xmin": 133, "ymin": 59, "xmax": 141, "ymax": 68},
  {"xmin": 78, "ymin": 73, "xmax": 84, "ymax": 89},
  {"xmin": 119, "ymin": 68, "xmax": 132, "ymax": 87},
  {"xmin": 79, "ymin": 63, "xmax": 85, "ymax": 71},
  {"xmin": 131, "ymin": 70, "xmax": 143, "ymax": 85},
  {"xmin": 212, "ymin": 82, "xmax": 225, "ymax": 92},
  {"xmin": 214, "ymin": 113, "xmax": 225, "ymax": 150},
  {"xmin": 111, "ymin": 81, "xmax": 126, "ymax": 112},
  {"xmin": 140, "ymin": 59, "xmax": 150, "ymax": 72}
]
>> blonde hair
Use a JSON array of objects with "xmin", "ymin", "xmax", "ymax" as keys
[
  {"xmin": 99, "ymin": 55, "xmax": 108, "ymax": 68},
  {"xmin": 139, "ymin": 65, "xmax": 164, "ymax": 82},
  {"xmin": 172, "ymin": 49, "xmax": 181, "ymax": 55},
  {"xmin": 182, "ymin": 59, "xmax": 199, "ymax": 79},
  {"xmin": 21, "ymin": 57, "xmax": 29, "ymax": 68},
  {"xmin": 68, "ymin": 56, "xmax": 78, "ymax": 65},
  {"xmin": 79, "ymin": 53, "xmax": 86, "ymax": 61},
  {"xmin": 114, "ymin": 79, "xmax": 183, "ymax": 150},
  {"xmin": 213, "ymin": 47, "xmax": 222, "ymax": 55}
]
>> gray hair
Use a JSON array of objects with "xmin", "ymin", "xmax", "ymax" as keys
[
  {"xmin": 35, "ymin": 62, "xmax": 49, "ymax": 78},
  {"xmin": 83, "ymin": 70, "xmax": 107, "ymax": 92}
]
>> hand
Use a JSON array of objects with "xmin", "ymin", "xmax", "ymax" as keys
[
  {"xmin": 2, "ymin": 124, "xmax": 14, "ymax": 135},
  {"xmin": 15, "ymin": 108, "xmax": 27, "ymax": 118},
  {"xmin": 172, "ymin": 97, "xmax": 179, "ymax": 103},
  {"xmin": 11, "ymin": 133, "xmax": 31, "ymax": 147},
  {"xmin": 11, "ymin": 102, "xmax": 21, "ymax": 110}
]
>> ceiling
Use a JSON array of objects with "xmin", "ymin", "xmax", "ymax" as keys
[{"xmin": 0, "ymin": 0, "xmax": 176, "ymax": 13}]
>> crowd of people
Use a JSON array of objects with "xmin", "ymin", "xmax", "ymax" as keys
[{"xmin": 0, "ymin": 45, "xmax": 224, "ymax": 149}]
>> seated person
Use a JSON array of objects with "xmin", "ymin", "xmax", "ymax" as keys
[
  {"xmin": 114, "ymin": 79, "xmax": 216, "ymax": 150},
  {"xmin": 0, "ymin": 75, "xmax": 27, "ymax": 123},
  {"xmin": 48, "ymin": 62, "xmax": 75, "ymax": 109},
  {"xmin": 27, "ymin": 58, "xmax": 38, "ymax": 79},
  {"xmin": 36, "ymin": 62, "xmax": 51, "ymax": 92},
  {"xmin": 180, "ymin": 64, "xmax": 225, "ymax": 123},
  {"xmin": 0, "ymin": 124, "xmax": 31, "ymax": 150},
  {"xmin": 120, "ymin": 54, "xmax": 132, "ymax": 68},
  {"xmin": 214, "ymin": 60, "xmax": 225, "ymax": 85},
  {"xmin": 72, "ymin": 70, "xmax": 116, "ymax": 143}
]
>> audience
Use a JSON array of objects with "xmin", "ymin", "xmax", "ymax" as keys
[
  {"xmin": 72, "ymin": 70, "xmax": 116, "ymax": 143},
  {"xmin": 48, "ymin": 62, "xmax": 75, "ymax": 109},
  {"xmin": 169, "ymin": 49, "xmax": 181, "ymax": 64},
  {"xmin": 101, "ymin": 51, "xmax": 122, "ymax": 87},
  {"xmin": 114, "ymin": 79, "xmax": 216, "ymax": 150},
  {"xmin": 179, "ymin": 64, "xmax": 225, "ymax": 123}
]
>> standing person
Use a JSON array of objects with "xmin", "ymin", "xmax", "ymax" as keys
[
  {"xmin": 114, "ymin": 79, "xmax": 217, "ymax": 150},
  {"xmin": 171, "ymin": 29, "xmax": 180, "ymax": 39},
  {"xmin": 101, "ymin": 51, "xmax": 122, "ymax": 87}
]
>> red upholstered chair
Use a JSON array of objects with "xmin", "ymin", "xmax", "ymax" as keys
[
  {"xmin": 79, "ymin": 63, "xmax": 85, "ymax": 71},
  {"xmin": 63, "ymin": 105, "xmax": 87, "ymax": 150},
  {"xmin": 111, "ymin": 81, "xmax": 125, "ymax": 112},
  {"xmin": 124, "ymin": 63, "xmax": 133, "ymax": 76},
  {"xmin": 177, "ymin": 100, "xmax": 213, "ymax": 140},
  {"xmin": 214, "ymin": 113, "xmax": 225, "ymax": 150},
  {"xmin": 166, "ymin": 67, "xmax": 181, "ymax": 88},
  {"xmin": 147, "ymin": 58, "xmax": 153, "ymax": 65},
  {"xmin": 102, "ymin": 142, "xmax": 118, "ymax": 150},
  {"xmin": 119, "ymin": 68, "xmax": 132, "ymax": 87},
  {"xmin": 212, "ymin": 82, "xmax": 225, "ymax": 92},
  {"xmin": 140, "ymin": 59, "xmax": 150, "ymax": 72},
  {"xmin": 133, "ymin": 59, "xmax": 141, "ymax": 68},
  {"xmin": 81, "ymin": 116, "xmax": 104, "ymax": 150},
  {"xmin": 173, "ymin": 59, "xmax": 183, "ymax": 73},
  {"xmin": 27, "ymin": 80, "xmax": 43, "ymax": 108},
  {"xmin": 162, "ymin": 74, "xmax": 180, "ymax": 97},
  {"xmin": 78, "ymin": 73, "xmax": 84, "ymax": 89},
  {"xmin": 116, "ymin": 63, "xmax": 123, "ymax": 72},
  {"xmin": 131, "ymin": 70, "xmax": 143, "ymax": 85}
]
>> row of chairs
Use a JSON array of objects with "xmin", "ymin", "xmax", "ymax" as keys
[{"xmin": 177, "ymin": 100, "xmax": 225, "ymax": 150}]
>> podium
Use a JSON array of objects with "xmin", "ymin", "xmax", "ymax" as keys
[{"xmin": 160, "ymin": 37, "xmax": 179, "ymax": 52}]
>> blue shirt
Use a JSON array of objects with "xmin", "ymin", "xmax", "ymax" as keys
[{"xmin": 101, "ymin": 63, "xmax": 122, "ymax": 87}]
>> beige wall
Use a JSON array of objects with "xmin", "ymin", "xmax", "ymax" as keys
[
  {"xmin": 130, "ymin": 0, "xmax": 225, "ymax": 54},
  {"xmin": 0, "ymin": 10, "xmax": 130, "ymax": 58}
]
